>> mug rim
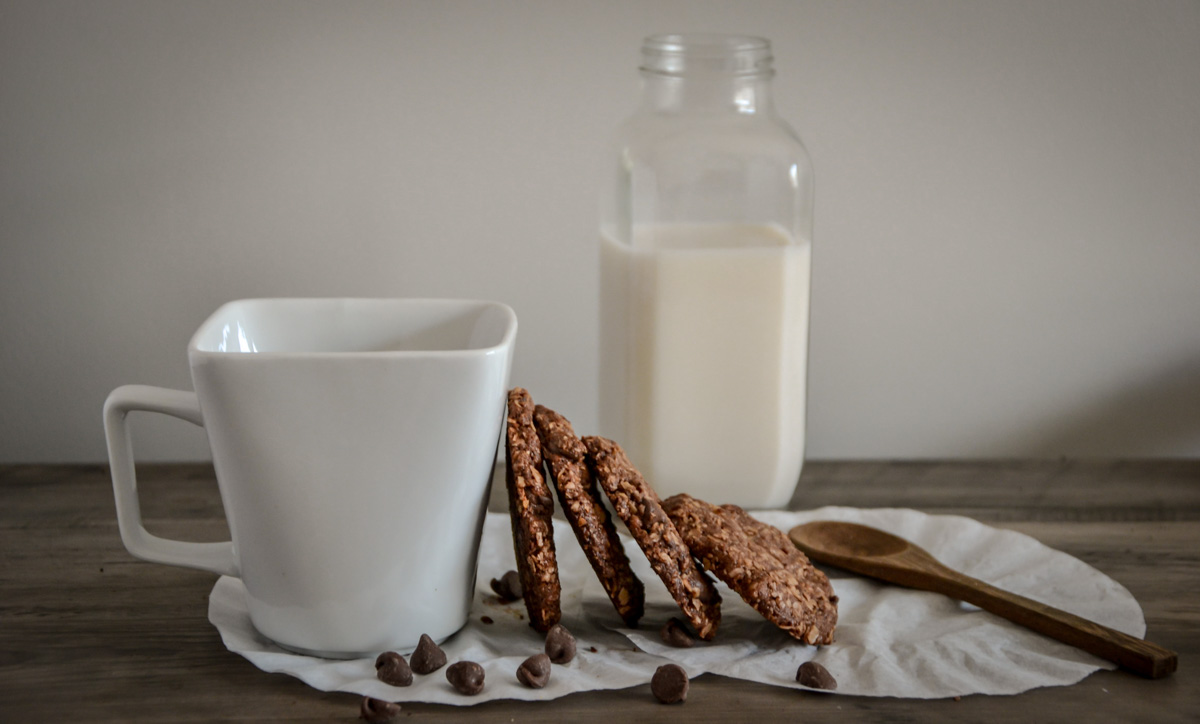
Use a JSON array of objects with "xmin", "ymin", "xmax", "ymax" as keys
[{"xmin": 187, "ymin": 297, "xmax": 518, "ymax": 359}]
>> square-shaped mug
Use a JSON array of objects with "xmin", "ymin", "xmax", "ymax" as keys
[{"xmin": 104, "ymin": 298, "xmax": 517, "ymax": 657}]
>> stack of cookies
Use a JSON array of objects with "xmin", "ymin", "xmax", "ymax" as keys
[{"xmin": 503, "ymin": 388, "xmax": 838, "ymax": 646}]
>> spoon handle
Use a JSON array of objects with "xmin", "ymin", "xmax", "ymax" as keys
[{"xmin": 903, "ymin": 555, "xmax": 1178, "ymax": 679}]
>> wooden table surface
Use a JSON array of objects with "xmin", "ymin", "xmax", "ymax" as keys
[{"xmin": 2, "ymin": 460, "xmax": 1196, "ymax": 722}]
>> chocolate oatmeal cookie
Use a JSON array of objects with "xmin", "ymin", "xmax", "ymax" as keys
[
  {"xmin": 583, "ymin": 436, "xmax": 720, "ymax": 640},
  {"xmin": 533, "ymin": 405, "xmax": 645, "ymax": 627},
  {"xmin": 662, "ymin": 494, "xmax": 837, "ymax": 645},
  {"xmin": 504, "ymin": 388, "xmax": 561, "ymax": 632}
]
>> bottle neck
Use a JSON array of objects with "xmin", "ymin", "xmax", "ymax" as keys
[
  {"xmin": 639, "ymin": 72, "xmax": 775, "ymax": 115},
  {"xmin": 638, "ymin": 34, "xmax": 776, "ymax": 115}
]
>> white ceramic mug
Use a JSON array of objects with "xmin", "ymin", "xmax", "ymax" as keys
[{"xmin": 103, "ymin": 298, "xmax": 517, "ymax": 657}]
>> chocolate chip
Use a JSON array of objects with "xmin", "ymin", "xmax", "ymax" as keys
[
  {"xmin": 796, "ymin": 661, "xmax": 837, "ymax": 691},
  {"xmin": 490, "ymin": 570, "xmax": 523, "ymax": 602},
  {"xmin": 374, "ymin": 651, "xmax": 412, "ymax": 687},
  {"xmin": 516, "ymin": 652, "xmax": 551, "ymax": 688},
  {"xmin": 446, "ymin": 660, "xmax": 485, "ymax": 695},
  {"xmin": 660, "ymin": 617, "xmax": 694, "ymax": 648},
  {"xmin": 409, "ymin": 633, "xmax": 447, "ymax": 674},
  {"xmin": 358, "ymin": 696, "xmax": 400, "ymax": 722},
  {"xmin": 480, "ymin": 615, "xmax": 494, "ymax": 624},
  {"xmin": 651, "ymin": 663, "xmax": 688, "ymax": 704},
  {"xmin": 544, "ymin": 623, "xmax": 576, "ymax": 664}
]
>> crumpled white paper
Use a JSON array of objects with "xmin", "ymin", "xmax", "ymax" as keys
[{"xmin": 208, "ymin": 507, "xmax": 1144, "ymax": 702}]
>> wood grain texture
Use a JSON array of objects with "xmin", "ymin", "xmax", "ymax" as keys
[{"xmin": 1, "ymin": 461, "xmax": 1197, "ymax": 722}]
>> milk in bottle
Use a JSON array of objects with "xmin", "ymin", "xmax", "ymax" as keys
[{"xmin": 599, "ymin": 35, "xmax": 814, "ymax": 508}]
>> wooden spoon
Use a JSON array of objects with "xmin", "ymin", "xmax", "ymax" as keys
[{"xmin": 788, "ymin": 520, "xmax": 1177, "ymax": 679}]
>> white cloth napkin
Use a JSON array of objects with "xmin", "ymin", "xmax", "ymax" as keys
[{"xmin": 208, "ymin": 507, "xmax": 1144, "ymax": 702}]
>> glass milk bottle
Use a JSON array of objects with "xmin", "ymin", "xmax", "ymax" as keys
[{"xmin": 599, "ymin": 34, "xmax": 814, "ymax": 509}]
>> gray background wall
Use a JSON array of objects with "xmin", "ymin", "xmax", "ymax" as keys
[{"xmin": 2, "ymin": 0, "xmax": 1198, "ymax": 463}]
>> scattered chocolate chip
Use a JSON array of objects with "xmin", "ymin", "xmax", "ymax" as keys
[
  {"xmin": 490, "ymin": 570, "xmax": 524, "ymax": 602},
  {"xmin": 588, "ymin": 646, "xmax": 598, "ymax": 653},
  {"xmin": 446, "ymin": 661, "xmax": 485, "ymax": 695},
  {"xmin": 374, "ymin": 651, "xmax": 412, "ymax": 687},
  {"xmin": 651, "ymin": 663, "xmax": 688, "ymax": 704},
  {"xmin": 409, "ymin": 634, "xmax": 447, "ymax": 674},
  {"xmin": 359, "ymin": 696, "xmax": 401, "ymax": 722},
  {"xmin": 516, "ymin": 653, "xmax": 551, "ymax": 688},
  {"xmin": 480, "ymin": 615, "xmax": 494, "ymax": 625},
  {"xmin": 660, "ymin": 617, "xmax": 695, "ymax": 648},
  {"xmin": 796, "ymin": 661, "xmax": 837, "ymax": 691},
  {"xmin": 544, "ymin": 623, "xmax": 576, "ymax": 664}
]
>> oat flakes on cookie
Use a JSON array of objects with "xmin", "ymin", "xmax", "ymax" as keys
[
  {"xmin": 583, "ymin": 436, "xmax": 721, "ymax": 640},
  {"xmin": 662, "ymin": 493, "xmax": 838, "ymax": 645},
  {"xmin": 533, "ymin": 404, "xmax": 645, "ymax": 627},
  {"xmin": 504, "ymin": 388, "xmax": 561, "ymax": 632}
]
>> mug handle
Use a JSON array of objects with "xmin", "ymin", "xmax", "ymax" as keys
[{"xmin": 103, "ymin": 384, "xmax": 239, "ymax": 578}]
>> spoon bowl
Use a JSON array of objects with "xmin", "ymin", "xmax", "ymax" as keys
[
  {"xmin": 791, "ymin": 520, "xmax": 911, "ymax": 559},
  {"xmin": 789, "ymin": 520, "xmax": 1177, "ymax": 680}
]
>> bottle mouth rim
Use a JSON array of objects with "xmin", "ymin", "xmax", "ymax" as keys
[{"xmin": 641, "ymin": 33, "xmax": 773, "ymax": 77}]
